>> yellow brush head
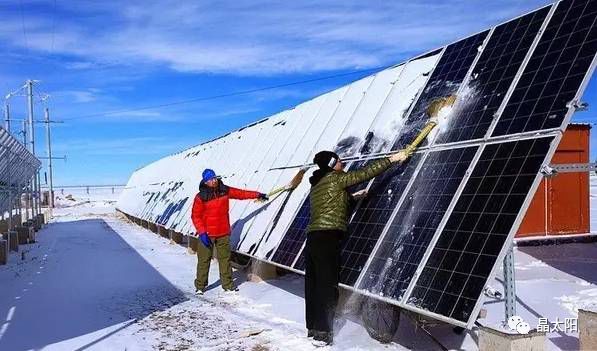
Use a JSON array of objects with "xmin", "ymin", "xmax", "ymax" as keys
[
  {"xmin": 426, "ymin": 94, "xmax": 457, "ymax": 118},
  {"xmin": 288, "ymin": 168, "xmax": 307, "ymax": 189}
]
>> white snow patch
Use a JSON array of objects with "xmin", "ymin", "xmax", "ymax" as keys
[
  {"xmin": 556, "ymin": 288, "xmax": 597, "ymax": 315},
  {"xmin": 526, "ymin": 260, "xmax": 549, "ymax": 268}
]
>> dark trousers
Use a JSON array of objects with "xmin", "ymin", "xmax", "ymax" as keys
[{"xmin": 305, "ymin": 229, "xmax": 343, "ymax": 332}]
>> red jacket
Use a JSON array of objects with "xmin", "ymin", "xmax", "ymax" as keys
[{"xmin": 191, "ymin": 180, "xmax": 261, "ymax": 238}]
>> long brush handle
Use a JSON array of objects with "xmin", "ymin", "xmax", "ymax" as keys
[
  {"xmin": 265, "ymin": 168, "xmax": 307, "ymax": 198},
  {"xmin": 405, "ymin": 121, "xmax": 438, "ymax": 154},
  {"xmin": 269, "ymin": 122, "xmax": 440, "ymax": 171},
  {"xmin": 267, "ymin": 186, "xmax": 288, "ymax": 197}
]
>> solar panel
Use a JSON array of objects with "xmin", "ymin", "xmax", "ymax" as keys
[
  {"xmin": 0, "ymin": 128, "xmax": 39, "ymax": 218},
  {"xmin": 357, "ymin": 146, "xmax": 478, "ymax": 297},
  {"xmin": 334, "ymin": 155, "xmax": 423, "ymax": 285},
  {"xmin": 493, "ymin": 0, "xmax": 597, "ymax": 136},
  {"xmin": 406, "ymin": 137, "xmax": 554, "ymax": 323},
  {"xmin": 271, "ymin": 196, "xmax": 311, "ymax": 267},
  {"xmin": 436, "ymin": 7, "xmax": 550, "ymax": 144},
  {"xmin": 335, "ymin": 31, "xmax": 491, "ymax": 287},
  {"xmin": 391, "ymin": 30, "xmax": 489, "ymax": 150}
]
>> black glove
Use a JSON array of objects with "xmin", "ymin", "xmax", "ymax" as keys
[{"xmin": 258, "ymin": 193, "xmax": 269, "ymax": 201}]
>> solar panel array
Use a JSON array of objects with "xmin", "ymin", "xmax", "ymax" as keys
[
  {"xmin": 0, "ymin": 127, "xmax": 41, "ymax": 215},
  {"xmin": 118, "ymin": 0, "xmax": 596, "ymax": 328}
]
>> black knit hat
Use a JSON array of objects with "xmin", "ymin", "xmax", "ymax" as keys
[{"xmin": 313, "ymin": 151, "xmax": 339, "ymax": 169}]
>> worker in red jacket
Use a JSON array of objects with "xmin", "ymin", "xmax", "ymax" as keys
[{"xmin": 191, "ymin": 168, "xmax": 268, "ymax": 294}]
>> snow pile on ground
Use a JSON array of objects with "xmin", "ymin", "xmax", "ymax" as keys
[
  {"xmin": 0, "ymin": 196, "xmax": 596, "ymax": 350},
  {"xmin": 53, "ymin": 187, "xmax": 121, "ymax": 209}
]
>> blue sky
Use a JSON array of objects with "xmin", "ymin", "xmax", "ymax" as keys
[{"xmin": 0, "ymin": 0, "xmax": 595, "ymax": 185}]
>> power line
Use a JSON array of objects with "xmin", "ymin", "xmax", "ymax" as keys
[{"xmin": 62, "ymin": 65, "xmax": 393, "ymax": 121}]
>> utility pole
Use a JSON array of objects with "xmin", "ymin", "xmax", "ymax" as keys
[
  {"xmin": 21, "ymin": 119, "xmax": 31, "ymax": 220},
  {"xmin": 26, "ymin": 81, "xmax": 35, "ymax": 155},
  {"xmin": 26, "ymin": 80, "xmax": 39, "ymax": 218},
  {"xmin": 45, "ymin": 108, "xmax": 54, "ymax": 210}
]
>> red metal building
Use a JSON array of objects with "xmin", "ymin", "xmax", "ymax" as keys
[{"xmin": 517, "ymin": 123, "xmax": 591, "ymax": 238}]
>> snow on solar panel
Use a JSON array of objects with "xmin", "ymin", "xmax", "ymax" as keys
[
  {"xmin": 234, "ymin": 93, "xmax": 333, "ymax": 253},
  {"xmin": 272, "ymin": 53, "xmax": 441, "ymax": 269},
  {"xmin": 260, "ymin": 65, "xmax": 406, "ymax": 260}
]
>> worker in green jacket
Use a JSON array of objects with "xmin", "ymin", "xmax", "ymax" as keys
[{"xmin": 305, "ymin": 149, "xmax": 410, "ymax": 346}]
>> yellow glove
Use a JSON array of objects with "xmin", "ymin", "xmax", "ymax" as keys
[{"xmin": 389, "ymin": 149, "xmax": 410, "ymax": 163}]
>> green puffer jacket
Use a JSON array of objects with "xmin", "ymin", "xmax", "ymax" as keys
[{"xmin": 307, "ymin": 158, "xmax": 392, "ymax": 232}]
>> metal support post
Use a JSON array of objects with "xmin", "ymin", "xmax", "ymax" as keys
[
  {"xmin": 25, "ymin": 180, "xmax": 31, "ymax": 221},
  {"xmin": 503, "ymin": 245, "xmax": 517, "ymax": 322},
  {"xmin": 36, "ymin": 170, "xmax": 42, "ymax": 214}
]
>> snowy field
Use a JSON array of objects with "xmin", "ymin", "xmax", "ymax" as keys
[{"xmin": 0, "ymin": 184, "xmax": 596, "ymax": 350}]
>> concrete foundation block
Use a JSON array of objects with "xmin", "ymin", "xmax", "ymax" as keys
[
  {"xmin": 157, "ymin": 226, "xmax": 168, "ymax": 238},
  {"xmin": 16, "ymin": 226, "xmax": 31, "ymax": 245},
  {"xmin": 247, "ymin": 260, "xmax": 278, "ymax": 283},
  {"xmin": 478, "ymin": 326, "xmax": 545, "ymax": 351},
  {"xmin": 3, "ymin": 231, "xmax": 18, "ymax": 252},
  {"xmin": 188, "ymin": 236, "xmax": 198, "ymax": 254},
  {"xmin": 0, "ymin": 221, "xmax": 8, "ymax": 233},
  {"xmin": 0, "ymin": 239, "xmax": 8, "ymax": 265},
  {"xmin": 580, "ymin": 309, "xmax": 597, "ymax": 351},
  {"xmin": 36, "ymin": 214, "xmax": 45, "ymax": 227},
  {"xmin": 12, "ymin": 216, "xmax": 20, "ymax": 228},
  {"xmin": 169, "ymin": 230, "xmax": 183, "ymax": 244},
  {"xmin": 31, "ymin": 217, "xmax": 41, "ymax": 231},
  {"xmin": 28, "ymin": 227, "xmax": 36, "ymax": 243},
  {"xmin": 23, "ymin": 219, "xmax": 39, "ymax": 231}
]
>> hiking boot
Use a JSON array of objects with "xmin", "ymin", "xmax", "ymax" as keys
[
  {"xmin": 223, "ymin": 286, "xmax": 239, "ymax": 293},
  {"xmin": 312, "ymin": 330, "xmax": 333, "ymax": 346},
  {"xmin": 307, "ymin": 329, "xmax": 315, "ymax": 338},
  {"xmin": 195, "ymin": 289, "xmax": 205, "ymax": 295}
]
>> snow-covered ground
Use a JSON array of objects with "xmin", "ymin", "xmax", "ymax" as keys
[{"xmin": 0, "ymin": 189, "xmax": 596, "ymax": 350}]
